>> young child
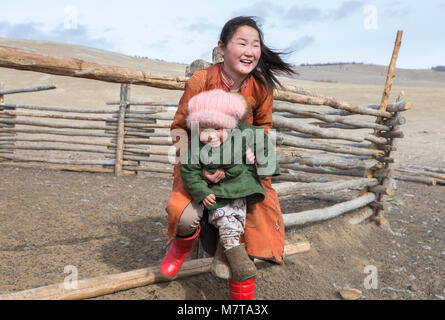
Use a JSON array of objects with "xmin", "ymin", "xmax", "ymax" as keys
[{"xmin": 180, "ymin": 88, "xmax": 279, "ymax": 283}]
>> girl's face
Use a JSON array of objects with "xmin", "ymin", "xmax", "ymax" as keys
[
  {"xmin": 199, "ymin": 128, "xmax": 229, "ymax": 147},
  {"xmin": 218, "ymin": 25, "xmax": 261, "ymax": 83}
]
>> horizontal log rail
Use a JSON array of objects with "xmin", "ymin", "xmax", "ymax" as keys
[
  {"xmin": 273, "ymin": 115, "xmax": 364, "ymax": 143},
  {"xmin": 273, "ymin": 104, "xmax": 391, "ymax": 131},
  {"xmin": 0, "ymin": 241, "xmax": 310, "ymax": 300},
  {"xmin": 273, "ymin": 178, "xmax": 378, "ymax": 196},
  {"xmin": 0, "ymin": 103, "xmax": 165, "ymax": 114},
  {"xmin": 0, "ymin": 84, "xmax": 56, "ymax": 95},
  {"xmin": 283, "ymin": 192, "xmax": 377, "ymax": 227}
]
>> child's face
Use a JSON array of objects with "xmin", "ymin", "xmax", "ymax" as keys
[
  {"xmin": 199, "ymin": 127, "xmax": 229, "ymax": 147},
  {"xmin": 218, "ymin": 25, "xmax": 261, "ymax": 81}
]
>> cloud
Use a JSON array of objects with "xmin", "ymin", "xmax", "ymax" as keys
[
  {"xmin": 282, "ymin": 1, "xmax": 364, "ymax": 25},
  {"xmin": 382, "ymin": 1, "xmax": 410, "ymax": 16},
  {"xmin": 285, "ymin": 5, "xmax": 322, "ymax": 22},
  {"xmin": 0, "ymin": 20, "xmax": 114, "ymax": 51},
  {"xmin": 0, "ymin": 21, "xmax": 45, "ymax": 39},
  {"xmin": 288, "ymin": 35, "xmax": 315, "ymax": 52},
  {"xmin": 184, "ymin": 22, "xmax": 219, "ymax": 33},
  {"xmin": 230, "ymin": 1, "xmax": 284, "ymax": 21},
  {"xmin": 331, "ymin": 1, "xmax": 364, "ymax": 20}
]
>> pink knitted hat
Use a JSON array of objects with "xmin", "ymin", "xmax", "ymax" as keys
[{"xmin": 186, "ymin": 89, "xmax": 247, "ymax": 130}]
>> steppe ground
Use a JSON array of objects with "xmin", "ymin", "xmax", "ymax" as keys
[{"xmin": 0, "ymin": 38, "xmax": 444, "ymax": 299}]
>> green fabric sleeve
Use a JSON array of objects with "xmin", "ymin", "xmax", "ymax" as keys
[{"xmin": 180, "ymin": 149, "xmax": 214, "ymax": 204}]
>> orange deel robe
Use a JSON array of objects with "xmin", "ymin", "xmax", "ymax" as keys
[{"xmin": 166, "ymin": 63, "xmax": 285, "ymax": 264}]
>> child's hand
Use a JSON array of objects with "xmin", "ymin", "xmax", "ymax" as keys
[
  {"xmin": 203, "ymin": 168, "xmax": 225, "ymax": 183},
  {"xmin": 202, "ymin": 193, "xmax": 216, "ymax": 207},
  {"xmin": 246, "ymin": 147, "xmax": 256, "ymax": 164}
]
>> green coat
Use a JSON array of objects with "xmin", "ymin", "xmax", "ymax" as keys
[{"xmin": 180, "ymin": 121, "xmax": 280, "ymax": 210}]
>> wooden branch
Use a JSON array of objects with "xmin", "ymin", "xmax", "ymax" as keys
[
  {"xmin": 0, "ymin": 137, "xmax": 112, "ymax": 147},
  {"xmin": 377, "ymin": 144, "xmax": 397, "ymax": 152},
  {"xmin": 0, "ymin": 118, "xmax": 116, "ymax": 130},
  {"xmin": 0, "ymin": 241, "xmax": 310, "ymax": 300},
  {"xmin": 273, "ymin": 115, "xmax": 364, "ymax": 142},
  {"xmin": 282, "ymin": 149, "xmax": 382, "ymax": 170},
  {"xmin": 0, "ymin": 145, "xmax": 111, "ymax": 154},
  {"xmin": 394, "ymin": 174, "xmax": 437, "ymax": 186},
  {"xmin": 276, "ymin": 133, "xmax": 384, "ymax": 157},
  {"xmin": 0, "ymin": 156, "xmax": 117, "ymax": 165},
  {"xmin": 110, "ymin": 114, "xmax": 174, "ymax": 121},
  {"xmin": 367, "ymin": 100, "xmax": 412, "ymax": 112},
  {"xmin": 375, "ymin": 156, "xmax": 397, "ymax": 163},
  {"xmin": 0, "ymin": 85, "xmax": 56, "ymax": 95},
  {"xmin": 383, "ymin": 115, "xmax": 406, "ymax": 127},
  {"xmin": 1, "ymin": 103, "xmax": 119, "ymax": 114},
  {"xmin": 282, "ymin": 163, "xmax": 365, "ymax": 177},
  {"xmin": 274, "ymin": 101, "xmax": 412, "ymax": 117},
  {"xmin": 110, "ymin": 137, "xmax": 172, "ymax": 145},
  {"xmin": 364, "ymin": 134, "xmax": 388, "ymax": 145},
  {"xmin": 362, "ymin": 30, "xmax": 403, "ymax": 204},
  {"xmin": 348, "ymin": 207, "xmax": 375, "ymax": 225},
  {"xmin": 0, "ymin": 128, "xmax": 116, "ymax": 138},
  {"xmin": 368, "ymin": 185, "xmax": 395, "ymax": 196},
  {"xmin": 394, "ymin": 168, "xmax": 445, "ymax": 182},
  {"xmin": 283, "ymin": 193, "xmax": 377, "ymax": 227},
  {"xmin": 123, "ymin": 165, "xmax": 173, "ymax": 174},
  {"xmin": 121, "ymin": 153, "xmax": 170, "ymax": 163},
  {"xmin": 380, "ymin": 130, "xmax": 404, "ymax": 139},
  {"xmin": 372, "ymin": 168, "xmax": 392, "ymax": 178},
  {"xmin": 0, "ymin": 47, "xmax": 188, "ymax": 90},
  {"xmin": 106, "ymin": 101, "xmax": 178, "ymax": 107},
  {"xmin": 273, "ymin": 178, "xmax": 378, "ymax": 196},
  {"xmin": 0, "ymin": 111, "xmax": 113, "ymax": 122},
  {"xmin": 273, "ymin": 91, "xmax": 392, "ymax": 118},
  {"xmin": 115, "ymin": 84, "xmax": 129, "ymax": 176},
  {"xmin": 273, "ymin": 104, "xmax": 391, "ymax": 131},
  {"xmin": 272, "ymin": 172, "xmax": 330, "ymax": 183},
  {"xmin": 403, "ymin": 165, "xmax": 445, "ymax": 175}
]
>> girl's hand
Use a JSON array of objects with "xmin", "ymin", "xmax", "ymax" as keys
[
  {"xmin": 203, "ymin": 168, "xmax": 225, "ymax": 183},
  {"xmin": 246, "ymin": 147, "xmax": 256, "ymax": 164},
  {"xmin": 202, "ymin": 193, "xmax": 216, "ymax": 207}
]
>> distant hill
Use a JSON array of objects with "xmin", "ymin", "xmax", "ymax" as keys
[
  {"xmin": 432, "ymin": 65, "xmax": 445, "ymax": 72},
  {"xmin": 290, "ymin": 63, "xmax": 445, "ymax": 88},
  {"xmin": 0, "ymin": 37, "xmax": 444, "ymax": 88}
]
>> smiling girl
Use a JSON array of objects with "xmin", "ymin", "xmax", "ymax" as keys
[{"xmin": 161, "ymin": 16, "xmax": 296, "ymax": 300}]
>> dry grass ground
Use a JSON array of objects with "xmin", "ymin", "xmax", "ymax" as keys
[{"xmin": 0, "ymin": 38, "xmax": 443, "ymax": 300}]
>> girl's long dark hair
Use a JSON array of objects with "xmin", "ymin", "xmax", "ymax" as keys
[{"xmin": 219, "ymin": 16, "xmax": 297, "ymax": 91}]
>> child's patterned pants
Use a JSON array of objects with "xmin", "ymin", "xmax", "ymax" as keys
[{"xmin": 208, "ymin": 198, "xmax": 246, "ymax": 250}]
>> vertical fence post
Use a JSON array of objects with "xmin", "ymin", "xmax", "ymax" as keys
[
  {"xmin": 115, "ymin": 83, "xmax": 130, "ymax": 176},
  {"xmin": 362, "ymin": 30, "xmax": 403, "ymax": 224},
  {"xmin": 0, "ymin": 83, "xmax": 16, "ymax": 159}
]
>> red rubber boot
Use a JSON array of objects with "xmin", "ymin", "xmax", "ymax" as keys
[
  {"xmin": 229, "ymin": 278, "xmax": 255, "ymax": 300},
  {"xmin": 160, "ymin": 225, "xmax": 200, "ymax": 278}
]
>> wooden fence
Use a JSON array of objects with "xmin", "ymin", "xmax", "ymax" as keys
[{"xmin": 0, "ymin": 30, "xmax": 414, "ymax": 228}]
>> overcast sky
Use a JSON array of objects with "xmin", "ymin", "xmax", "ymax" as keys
[{"xmin": 1, "ymin": 0, "xmax": 444, "ymax": 69}]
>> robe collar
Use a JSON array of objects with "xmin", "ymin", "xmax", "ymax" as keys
[{"xmin": 220, "ymin": 63, "xmax": 248, "ymax": 92}]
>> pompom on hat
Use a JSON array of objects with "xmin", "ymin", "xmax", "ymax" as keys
[{"xmin": 186, "ymin": 89, "xmax": 247, "ymax": 130}]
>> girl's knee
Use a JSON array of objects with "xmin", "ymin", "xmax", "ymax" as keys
[{"xmin": 177, "ymin": 201, "xmax": 203, "ymax": 237}]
